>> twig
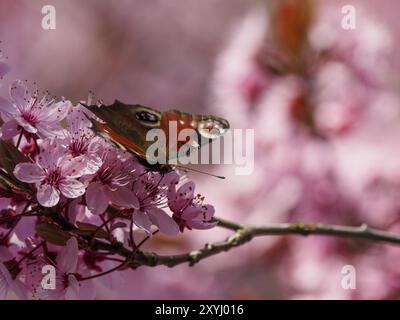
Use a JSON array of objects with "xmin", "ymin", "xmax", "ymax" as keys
[{"xmin": 85, "ymin": 216, "xmax": 400, "ymax": 269}]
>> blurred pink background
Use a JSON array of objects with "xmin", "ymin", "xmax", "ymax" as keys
[{"xmin": 2, "ymin": 0, "xmax": 400, "ymax": 299}]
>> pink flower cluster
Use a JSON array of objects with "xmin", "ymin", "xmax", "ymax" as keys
[{"xmin": 0, "ymin": 78, "xmax": 216, "ymax": 299}]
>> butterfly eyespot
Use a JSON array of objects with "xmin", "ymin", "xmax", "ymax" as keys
[
  {"xmin": 135, "ymin": 111, "xmax": 160, "ymax": 123},
  {"xmin": 198, "ymin": 119, "xmax": 229, "ymax": 139}
]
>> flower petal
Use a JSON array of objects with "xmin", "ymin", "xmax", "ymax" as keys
[
  {"xmin": 0, "ymin": 97, "xmax": 17, "ymax": 115},
  {"xmin": 40, "ymin": 101, "xmax": 71, "ymax": 123},
  {"xmin": 83, "ymin": 153, "xmax": 102, "ymax": 175},
  {"xmin": 147, "ymin": 207, "xmax": 179, "ymax": 235},
  {"xmin": 86, "ymin": 182, "xmax": 109, "ymax": 214},
  {"xmin": 0, "ymin": 119, "xmax": 20, "ymax": 140},
  {"xmin": 15, "ymin": 116, "xmax": 37, "ymax": 134},
  {"xmin": 59, "ymin": 179, "xmax": 86, "ymax": 199},
  {"xmin": 37, "ymin": 139, "xmax": 66, "ymax": 168},
  {"xmin": 187, "ymin": 220, "xmax": 217, "ymax": 230},
  {"xmin": 10, "ymin": 279, "xmax": 28, "ymax": 300},
  {"xmin": 37, "ymin": 184, "xmax": 60, "ymax": 207},
  {"xmin": 180, "ymin": 205, "xmax": 202, "ymax": 220},
  {"xmin": 10, "ymin": 80, "xmax": 29, "ymax": 108},
  {"xmin": 168, "ymin": 181, "xmax": 195, "ymax": 212},
  {"xmin": 0, "ymin": 263, "xmax": 12, "ymax": 299},
  {"xmin": 35, "ymin": 123, "xmax": 65, "ymax": 139},
  {"xmin": 65, "ymin": 275, "xmax": 80, "ymax": 300},
  {"xmin": 108, "ymin": 187, "xmax": 140, "ymax": 209},
  {"xmin": 133, "ymin": 210, "xmax": 152, "ymax": 234},
  {"xmin": 14, "ymin": 163, "xmax": 45, "ymax": 183},
  {"xmin": 61, "ymin": 156, "xmax": 88, "ymax": 178},
  {"xmin": 57, "ymin": 237, "xmax": 78, "ymax": 274},
  {"xmin": 202, "ymin": 204, "xmax": 215, "ymax": 221}
]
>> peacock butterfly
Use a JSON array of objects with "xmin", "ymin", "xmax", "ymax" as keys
[{"xmin": 81, "ymin": 100, "xmax": 229, "ymax": 172}]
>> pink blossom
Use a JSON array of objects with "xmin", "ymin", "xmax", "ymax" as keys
[
  {"xmin": 14, "ymin": 139, "xmax": 86, "ymax": 207},
  {"xmin": 49, "ymin": 237, "xmax": 86, "ymax": 300},
  {"xmin": 0, "ymin": 80, "xmax": 70, "ymax": 140},
  {"xmin": 59, "ymin": 107, "xmax": 102, "ymax": 175},
  {"xmin": 130, "ymin": 172, "xmax": 179, "ymax": 235},
  {"xmin": 31, "ymin": 238, "xmax": 94, "ymax": 300},
  {"xmin": 0, "ymin": 53, "xmax": 9, "ymax": 79},
  {"xmin": 169, "ymin": 181, "xmax": 216, "ymax": 232},
  {"xmin": 85, "ymin": 143, "xmax": 140, "ymax": 215}
]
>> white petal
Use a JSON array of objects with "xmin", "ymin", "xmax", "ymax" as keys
[
  {"xmin": 0, "ymin": 119, "xmax": 20, "ymax": 140},
  {"xmin": 37, "ymin": 184, "xmax": 60, "ymax": 207},
  {"xmin": 35, "ymin": 123, "xmax": 64, "ymax": 139},
  {"xmin": 40, "ymin": 101, "xmax": 71, "ymax": 123},
  {"xmin": 0, "ymin": 97, "xmax": 18, "ymax": 115},
  {"xmin": 15, "ymin": 116, "xmax": 37, "ymax": 134},
  {"xmin": 14, "ymin": 163, "xmax": 45, "ymax": 183},
  {"xmin": 59, "ymin": 179, "xmax": 85, "ymax": 199},
  {"xmin": 9, "ymin": 80, "xmax": 29, "ymax": 108},
  {"xmin": 61, "ymin": 156, "xmax": 88, "ymax": 178}
]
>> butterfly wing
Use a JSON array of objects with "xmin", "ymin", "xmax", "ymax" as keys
[
  {"xmin": 83, "ymin": 100, "xmax": 162, "ymax": 159},
  {"xmin": 160, "ymin": 110, "xmax": 230, "ymax": 159},
  {"xmin": 82, "ymin": 101, "xmax": 230, "ymax": 166}
]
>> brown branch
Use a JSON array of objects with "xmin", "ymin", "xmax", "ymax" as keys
[
  {"xmin": 46, "ymin": 209, "xmax": 400, "ymax": 270},
  {"xmin": 127, "ymin": 217, "xmax": 400, "ymax": 268}
]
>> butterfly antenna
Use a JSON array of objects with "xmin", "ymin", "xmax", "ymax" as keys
[{"xmin": 174, "ymin": 165, "xmax": 225, "ymax": 180}]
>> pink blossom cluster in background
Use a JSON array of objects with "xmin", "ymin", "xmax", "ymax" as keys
[{"xmin": 203, "ymin": 0, "xmax": 400, "ymax": 299}]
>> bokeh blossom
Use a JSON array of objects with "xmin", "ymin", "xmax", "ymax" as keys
[
  {"xmin": 203, "ymin": 0, "xmax": 400, "ymax": 299},
  {"xmin": 0, "ymin": 53, "xmax": 9, "ymax": 79}
]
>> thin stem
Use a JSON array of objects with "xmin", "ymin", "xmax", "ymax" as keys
[
  {"xmin": 16, "ymin": 129, "xmax": 23, "ymax": 149},
  {"xmin": 137, "ymin": 229, "xmax": 159, "ymax": 249},
  {"xmin": 100, "ymin": 214, "xmax": 111, "ymax": 234},
  {"xmin": 79, "ymin": 258, "xmax": 130, "ymax": 282},
  {"xmin": 90, "ymin": 214, "xmax": 115, "ymax": 241},
  {"xmin": 104, "ymin": 257, "xmax": 125, "ymax": 263}
]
